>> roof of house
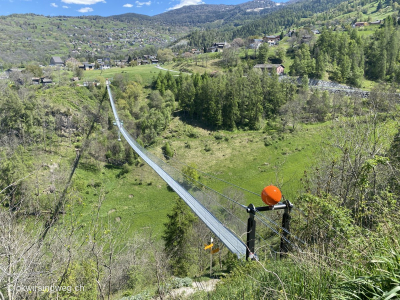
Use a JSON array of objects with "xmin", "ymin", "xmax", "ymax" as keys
[
  {"xmin": 51, "ymin": 56, "xmax": 63, "ymax": 64},
  {"xmin": 254, "ymin": 64, "xmax": 284, "ymax": 69}
]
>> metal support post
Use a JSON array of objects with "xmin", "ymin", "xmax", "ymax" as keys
[
  {"xmin": 280, "ymin": 200, "xmax": 292, "ymax": 258},
  {"xmin": 246, "ymin": 204, "xmax": 256, "ymax": 261},
  {"xmin": 246, "ymin": 200, "xmax": 293, "ymax": 260}
]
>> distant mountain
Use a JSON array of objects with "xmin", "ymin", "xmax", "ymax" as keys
[
  {"xmin": 107, "ymin": 12, "xmax": 153, "ymax": 23},
  {"xmin": 112, "ymin": 0, "xmax": 284, "ymax": 27}
]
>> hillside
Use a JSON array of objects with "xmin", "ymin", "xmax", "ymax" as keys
[
  {"xmin": 0, "ymin": 0, "xmax": 284, "ymax": 66},
  {"xmin": 2, "ymin": 0, "xmax": 400, "ymax": 299}
]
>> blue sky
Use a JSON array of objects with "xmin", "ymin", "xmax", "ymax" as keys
[{"xmin": 0, "ymin": 0, "xmax": 285, "ymax": 17}]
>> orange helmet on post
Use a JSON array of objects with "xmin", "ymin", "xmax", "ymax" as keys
[{"xmin": 261, "ymin": 185, "xmax": 282, "ymax": 206}]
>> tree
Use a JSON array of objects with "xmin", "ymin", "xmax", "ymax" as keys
[
  {"xmin": 25, "ymin": 64, "xmax": 43, "ymax": 77},
  {"xmin": 257, "ymin": 43, "xmax": 269, "ymax": 64},
  {"xmin": 157, "ymin": 48, "xmax": 174, "ymax": 63},
  {"xmin": 162, "ymin": 198, "xmax": 197, "ymax": 277},
  {"xmin": 74, "ymin": 66, "xmax": 83, "ymax": 79}
]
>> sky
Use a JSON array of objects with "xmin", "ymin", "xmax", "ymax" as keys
[{"xmin": 0, "ymin": 0, "xmax": 286, "ymax": 17}]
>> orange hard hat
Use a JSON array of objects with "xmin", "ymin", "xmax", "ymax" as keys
[{"xmin": 261, "ymin": 185, "xmax": 282, "ymax": 206}]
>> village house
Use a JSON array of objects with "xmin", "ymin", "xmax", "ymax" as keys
[
  {"xmin": 41, "ymin": 78, "xmax": 53, "ymax": 85},
  {"xmin": 254, "ymin": 64, "xmax": 285, "ymax": 75},
  {"xmin": 50, "ymin": 56, "xmax": 64, "ymax": 66},
  {"xmin": 263, "ymin": 35, "xmax": 280, "ymax": 46},
  {"xmin": 79, "ymin": 63, "xmax": 95, "ymax": 70},
  {"xmin": 214, "ymin": 42, "xmax": 229, "ymax": 52},
  {"xmin": 354, "ymin": 22, "xmax": 369, "ymax": 27}
]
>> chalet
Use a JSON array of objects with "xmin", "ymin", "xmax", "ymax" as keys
[
  {"xmin": 213, "ymin": 42, "xmax": 229, "ymax": 52},
  {"xmin": 354, "ymin": 22, "xmax": 368, "ymax": 27},
  {"xmin": 193, "ymin": 50, "xmax": 202, "ymax": 55},
  {"xmin": 32, "ymin": 77, "xmax": 40, "ymax": 85},
  {"xmin": 80, "ymin": 63, "xmax": 95, "ymax": 70},
  {"xmin": 254, "ymin": 64, "xmax": 285, "ymax": 75},
  {"xmin": 263, "ymin": 35, "xmax": 280, "ymax": 45},
  {"xmin": 151, "ymin": 59, "xmax": 159, "ymax": 64},
  {"xmin": 41, "ymin": 78, "xmax": 53, "ymax": 85},
  {"xmin": 50, "ymin": 56, "xmax": 64, "ymax": 66},
  {"xmin": 207, "ymin": 46, "xmax": 217, "ymax": 53}
]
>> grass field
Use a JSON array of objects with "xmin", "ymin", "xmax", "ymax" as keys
[
  {"xmin": 68, "ymin": 114, "xmax": 331, "ymax": 238},
  {"xmin": 81, "ymin": 64, "xmax": 170, "ymax": 86}
]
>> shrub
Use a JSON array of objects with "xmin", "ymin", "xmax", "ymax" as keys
[
  {"xmin": 169, "ymin": 277, "xmax": 193, "ymax": 289},
  {"xmin": 214, "ymin": 133, "xmax": 224, "ymax": 140},
  {"xmin": 119, "ymin": 291, "xmax": 152, "ymax": 300},
  {"xmin": 162, "ymin": 142, "xmax": 174, "ymax": 159}
]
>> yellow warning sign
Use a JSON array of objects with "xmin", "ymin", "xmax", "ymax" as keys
[{"xmin": 204, "ymin": 243, "xmax": 213, "ymax": 250}]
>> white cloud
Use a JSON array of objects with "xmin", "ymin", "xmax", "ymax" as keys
[
  {"xmin": 123, "ymin": 3, "xmax": 133, "ymax": 7},
  {"xmin": 62, "ymin": 5, "xmax": 69, "ymax": 8},
  {"xmin": 77, "ymin": 6, "xmax": 93, "ymax": 12},
  {"xmin": 50, "ymin": 2, "xmax": 58, "ymax": 7},
  {"xmin": 167, "ymin": 0, "xmax": 203, "ymax": 10},
  {"xmin": 62, "ymin": 0, "xmax": 105, "ymax": 4},
  {"xmin": 135, "ymin": 0, "xmax": 151, "ymax": 7}
]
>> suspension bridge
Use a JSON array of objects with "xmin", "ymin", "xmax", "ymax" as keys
[{"xmin": 107, "ymin": 83, "xmax": 300, "ymax": 259}]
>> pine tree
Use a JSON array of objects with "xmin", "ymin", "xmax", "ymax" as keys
[
  {"xmin": 258, "ymin": 43, "xmax": 269, "ymax": 64},
  {"xmin": 162, "ymin": 198, "xmax": 197, "ymax": 277}
]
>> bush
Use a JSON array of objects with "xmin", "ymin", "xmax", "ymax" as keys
[
  {"xmin": 119, "ymin": 291, "xmax": 152, "ymax": 300},
  {"xmin": 162, "ymin": 142, "xmax": 174, "ymax": 159},
  {"xmin": 186, "ymin": 128, "xmax": 199, "ymax": 138},
  {"xmin": 204, "ymin": 144, "xmax": 212, "ymax": 152},
  {"xmin": 264, "ymin": 136, "xmax": 272, "ymax": 147},
  {"xmin": 214, "ymin": 133, "xmax": 224, "ymax": 140},
  {"xmin": 169, "ymin": 277, "xmax": 193, "ymax": 289}
]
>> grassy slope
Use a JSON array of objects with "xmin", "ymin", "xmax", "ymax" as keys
[{"xmin": 81, "ymin": 64, "xmax": 169, "ymax": 86}]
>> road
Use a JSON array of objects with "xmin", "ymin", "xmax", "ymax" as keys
[{"xmin": 107, "ymin": 83, "xmax": 246, "ymax": 258}]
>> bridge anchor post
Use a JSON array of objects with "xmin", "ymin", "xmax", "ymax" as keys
[
  {"xmin": 246, "ymin": 204, "xmax": 256, "ymax": 261},
  {"xmin": 246, "ymin": 200, "xmax": 293, "ymax": 261}
]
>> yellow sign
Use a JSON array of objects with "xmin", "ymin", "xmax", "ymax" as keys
[
  {"xmin": 211, "ymin": 248, "xmax": 220, "ymax": 254},
  {"xmin": 204, "ymin": 243, "xmax": 213, "ymax": 250}
]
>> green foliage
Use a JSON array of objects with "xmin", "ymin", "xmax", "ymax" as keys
[
  {"xmin": 169, "ymin": 277, "xmax": 193, "ymax": 289},
  {"xmin": 119, "ymin": 291, "xmax": 152, "ymax": 300},
  {"xmin": 181, "ymin": 163, "xmax": 200, "ymax": 187},
  {"xmin": 155, "ymin": 68, "xmax": 295, "ymax": 130},
  {"xmin": 59, "ymin": 260, "xmax": 98, "ymax": 300},
  {"xmin": 162, "ymin": 142, "xmax": 174, "ymax": 159},
  {"xmin": 257, "ymin": 43, "xmax": 269, "ymax": 64},
  {"xmin": 162, "ymin": 198, "xmax": 197, "ymax": 277},
  {"xmin": 335, "ymin": 249, "xmax": 400, "ymax": 299}
]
